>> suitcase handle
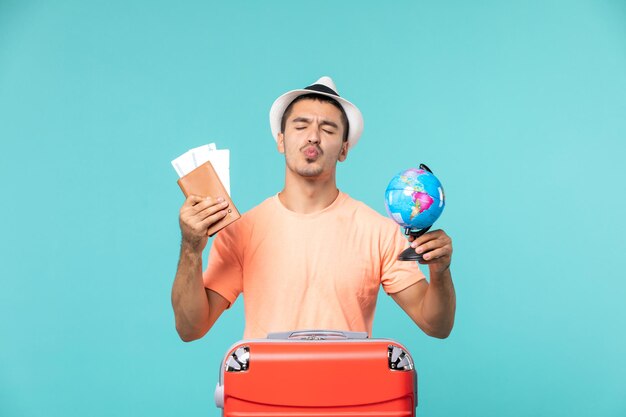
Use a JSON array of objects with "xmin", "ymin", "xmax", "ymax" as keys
[{"xmin": 267, "ymin": 330, "xmax": 369, "ymax": 340}]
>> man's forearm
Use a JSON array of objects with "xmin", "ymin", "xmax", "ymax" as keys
[
  {"xmin": 421, "ymin": 268, "xmax": 456, "ymax": 338},
  {"xmin": 171, "ymin": 244, "xmax": 211, "ymax": 341}
]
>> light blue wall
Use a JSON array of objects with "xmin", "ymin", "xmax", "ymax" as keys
[{"xmin": 1, "ymin": 1, "xmax": 624, "ymax": 416}]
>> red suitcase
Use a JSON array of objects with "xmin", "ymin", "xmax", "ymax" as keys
[{"xmin": 214, "ymin": 330, "xmax": 417, "ymax": 417}]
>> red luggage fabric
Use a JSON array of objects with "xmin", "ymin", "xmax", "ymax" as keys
[{"xmin": 215, "ymin": 330, "xmax": 417, "ymax": 417}]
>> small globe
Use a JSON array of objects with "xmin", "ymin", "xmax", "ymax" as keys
[{"xmin": 385, "ymin": 166, "xmax": 445, "ymax": 230}]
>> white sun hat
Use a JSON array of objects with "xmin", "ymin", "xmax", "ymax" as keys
[{"xmin": 269, "ymin": 76, "xmax": 364, "ymax": 149}]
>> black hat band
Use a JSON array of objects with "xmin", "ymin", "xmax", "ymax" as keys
[{"xmin": 304, "ymin": 83, "xmax": 339, "ymax": 97}]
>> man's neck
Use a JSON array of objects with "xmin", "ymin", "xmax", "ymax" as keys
[{"xmin": 278, "ymin": 174, "xmax": 340, "ymax": 214}]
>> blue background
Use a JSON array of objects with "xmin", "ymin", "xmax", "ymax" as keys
[{"xmin": 1, "ymin": 1, "xmax": 625, "ymax": 416}]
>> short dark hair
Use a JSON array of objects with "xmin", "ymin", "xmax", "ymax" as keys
[{"xmin": 280, "ymin": 93, "xmax": 349, "ymax": 142}]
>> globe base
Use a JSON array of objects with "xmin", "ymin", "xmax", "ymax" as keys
[
  {"xmin": 398, "ymin": 226, "xmax": 431, "ymax": 262},
  {"xmin": 398, "ymin": 247, "xmax": 426, "ymax": 262}
]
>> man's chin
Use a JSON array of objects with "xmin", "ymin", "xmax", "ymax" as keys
[
  {"xmin": 296, "ymin": 165, "xmax": 323, "ymax": 177},
  {"xmin": 298, "ymin": 170, "xmax": 323, "ymax": 178}
]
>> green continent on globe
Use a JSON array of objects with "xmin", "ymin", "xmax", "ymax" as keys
[
  {"xmin": 399, "ymin": 175, "xmax": 434, "ymax": 220},
  {"xmin": 385, "ymin": 167, "xmax": 445, "ymax": 230},
  {"xmin": 411, "ymin": 192, "xmax": 434, "ymax": 220}
]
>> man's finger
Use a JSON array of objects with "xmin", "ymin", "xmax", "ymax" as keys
[
  {"xmin": 411, "ymin": 229, "xmax": 444, "ymax": 246},
  {"xmin": 194, "ymin": 200, "xmax": 229, "ymax": 220},
  {"xmin": 183, "ymin": 205, "xmax": 225, "ymax": 231},
  {"xmin": 413, "ymin": 239, "xmax": 441, "ymax": 254},
  {"xmin": 198, "ymin": 208, "xmax": 229, "ymax": 229},
  {"xmin": 421, "ymin": 247, "xmax": 450, "ymax": 261},
  {"xmin": 189, "ymin": 197, "xmax": 227, "ymax": 216},
  {"xmin": 412, "ymin": 235, "xmax": 446, "ymax": 251},
  {"xmin": 184, "ymin": 194, "xmax": 207, "ymax": 207}
]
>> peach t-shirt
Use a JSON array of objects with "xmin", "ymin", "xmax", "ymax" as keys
[{"xmin": 203, "ymin": 192, "xmax": 425, "ymax": 338}]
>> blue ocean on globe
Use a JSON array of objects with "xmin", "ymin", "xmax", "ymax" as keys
[{"xmin": 385, "ymin": 167, "xmax": 445, "ymax": 230}]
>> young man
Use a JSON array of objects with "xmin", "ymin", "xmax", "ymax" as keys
[{"xmin": 171, "ymin": 77, "xmax": 456, "ymax": 341}]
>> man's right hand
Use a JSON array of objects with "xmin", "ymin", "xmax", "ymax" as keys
[{"xmin": 179, "ymin": 195, "xmax": 229, "ymax": 252}]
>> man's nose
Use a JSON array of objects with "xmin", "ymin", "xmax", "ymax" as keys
[{"xmin": 307, "ymin": 127, "xmax": 320, "ymax": 144}]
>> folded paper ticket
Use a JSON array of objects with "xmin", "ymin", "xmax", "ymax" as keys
[
  {"xmin": 171, "ymin": 143, "xmax": 231, "ymax": 195},
  {"xmin": 171, "ymin": 143, "xmax": 240, "ymax": 236}
]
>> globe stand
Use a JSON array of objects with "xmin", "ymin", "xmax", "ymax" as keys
[
  {"xmin": 418, "ymin": 163, "xmax": 432, "ymax": 174},
  {"xmin": 398, "ymin": 226, "xmax": 432, "ymax": 261}
]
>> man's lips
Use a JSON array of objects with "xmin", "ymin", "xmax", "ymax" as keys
[{"xmin": 302, "ymin": 146, "xmax": 321, "ymax": 159}]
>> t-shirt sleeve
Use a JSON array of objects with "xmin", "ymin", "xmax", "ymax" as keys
[
  {"xmin": 202, "ymin": 222, "xmax": 244, "ymax": 307},
  {"xmin": 380, "ymin": 224, "xmax": 426, "ymax": 294}
]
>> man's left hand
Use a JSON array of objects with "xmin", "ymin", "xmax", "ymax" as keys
[{"xmin": 408, "ymin": 229, "xmax": 453, "ymax": 275}]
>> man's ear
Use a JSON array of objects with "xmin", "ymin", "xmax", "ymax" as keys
[
  {"xmin": 277, "ymin": 132, "xmax": 285, "ymax": 154},
  {"xmin": 338, "ymin": 140, "xmax": 349, "ymax": 162}
]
